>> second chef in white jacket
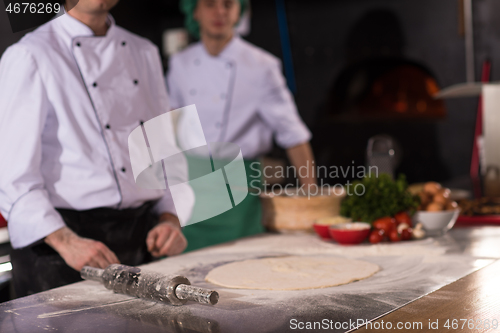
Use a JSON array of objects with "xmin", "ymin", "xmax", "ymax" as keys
[{"xmin": 167, "ymin": 0, "xmax": 316, "ymax": 252}]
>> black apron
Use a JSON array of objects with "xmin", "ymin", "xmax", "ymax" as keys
[{"xmin": 10, "ymin": 201, "xmax": 158, "ymax": 298}]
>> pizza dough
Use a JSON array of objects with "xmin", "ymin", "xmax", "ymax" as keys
[{"xmin": 205, "ymin": 256, "xmax": 380, "ymax": 290}]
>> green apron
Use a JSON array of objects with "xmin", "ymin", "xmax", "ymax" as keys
[{"xmin": 183, "ymin": 158, "xmax": 264, "ymax": 252}]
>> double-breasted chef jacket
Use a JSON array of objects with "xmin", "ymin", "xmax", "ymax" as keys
[
  {"xmin": 0, "ymin": 12, "xmax": 193, "ymax": 249},
  {"xmin": 167, "ymin": 36, "xmax": 312, "ymax": 160}
]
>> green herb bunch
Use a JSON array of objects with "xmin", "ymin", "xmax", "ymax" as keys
[{"xmin": 340, "ymin": 174, "xmax": 420, "ymax": 223}]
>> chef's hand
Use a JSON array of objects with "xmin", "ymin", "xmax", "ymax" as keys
[
  {"xmin": 146, "ymin": 213, "xmax": 187, "ymax": 257},
  {"xmin": 45, "ymin": 227, "xmax": 120, "ymax": 271}
]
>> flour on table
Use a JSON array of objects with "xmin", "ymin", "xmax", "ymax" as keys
[{"xmin": 205, "ymin": 234, "xmax": 445, "ymax": 258}]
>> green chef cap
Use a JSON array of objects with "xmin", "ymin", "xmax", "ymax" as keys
[{"xmin": 180, "ymin": 0, "xmax": 248, "ymax": 39}]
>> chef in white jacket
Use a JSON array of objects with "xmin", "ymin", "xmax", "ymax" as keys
[
  {"xmin": 0, "ymin": 0, "xmax": 193, "ymax": 297},
  {"xmin": 167, "ymin": 0, "xmax": 316, "ymax": 252}
]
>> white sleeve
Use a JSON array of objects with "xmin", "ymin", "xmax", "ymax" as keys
[
  {"xmin": 165, "ymin": 56, "xmax": 185, "ymax": 111},
  {"xmin": 149, "ymin": 110, "xmax": 194, "ymax": 223},
  {"xmin": 149, "ymin": 110, "xmax": 195, "ymax": 224},
  {"xmin": 0, "ymin": 45, "xmax": 65, "ymax": 249},
  {"xmin": 257, "ymin": 59, "xmax": 312, "ymax": 149}
]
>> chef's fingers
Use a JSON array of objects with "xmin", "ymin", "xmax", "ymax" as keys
[
  {"xmin": 150, "ymin": 229, "xmax": 172, "ymax": 257},
  {"xmin": 150, "ymin": 242, "xmax": 163, "ymax": 257},
  {"xmin": 93, "ymin": 241, "xmax": 120, "ymax": 266},
  {"xmin": 93, "ymin": 252, "xmax": 113, "ymax": 269},
  {"xmin": 165, "ymin": 238, "xmax": 183, "ymax": 256},
  {"xmin": 146, "ymin": 228, "xmax": 158, "ymax": 252},
  {"xmin": 165, "ymin": 230, "xmax": 187, "ymax": 256},
  {"xmin": 154, "ymin": 226, "xmax": 171, "ymax": 251},
  {"xmin": 159, "ymin": 228, "xmax": 185, "ymax": 256},
  {"xmin": 86, "ymin": 255, "xmax": 106, "ymax": 270},
  {"xmin": 168, "ymin": 233, "xmax": 187, "ymax": 256},
  {"xmin": 100, "ymin": 245, "xmax": 120, "ymax": 265}
]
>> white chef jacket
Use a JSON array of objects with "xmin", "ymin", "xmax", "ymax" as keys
[
  {"xmin": 166, "ymin": 36, "xmax": 311, "ymax": 160},
  {"xmin": 0, "ymin": 13, "xmax": 193, "ymax": 249}
]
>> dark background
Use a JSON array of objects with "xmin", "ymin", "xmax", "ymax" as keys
[{"xmin": 1, "ymin": 0, "xmax": 500, "ymax": 183}]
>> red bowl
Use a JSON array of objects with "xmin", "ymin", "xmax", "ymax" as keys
[
  {"xmin": 329, "ymin": 223, "xmax": 371, "ymax": 245},
  {"xmin": 313, "ymin": 223, "xmax": 332, "ymax": 239},
  {"xmin": 0, "ymin": 214, "xmax": 6, "ymax": 229}
]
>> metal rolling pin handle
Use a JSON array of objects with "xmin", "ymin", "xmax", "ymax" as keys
[
  {"xmin": 81, "ymin": 266, "xmax": 104, "ymax": 282},
  {"xmin": 175, "ymin": 283, "xmax": 219, "ymax": 305}
]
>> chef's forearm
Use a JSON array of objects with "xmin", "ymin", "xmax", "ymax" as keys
[
  {"xmin": 158, "ymin": 212, "xmax": 182, "ymax": 229},
  {"xmin": 286, "ymin": 142, "xmax": 317, "ymax": 186},
  {"xmin": 44, "ymin": 226, "xmax": 75, "ymax": 251}
]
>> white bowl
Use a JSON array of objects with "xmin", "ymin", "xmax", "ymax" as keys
[{"xmin": 412, "ymin": 209, "xmax": 461, "ymax": 237}]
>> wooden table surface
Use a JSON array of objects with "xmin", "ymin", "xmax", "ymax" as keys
[
  {"xmin": 354, "ymin": 259, "xmax": 500, "ymax": 332},
  {"xmin": 1, "ymin": 228, "xmax": 499, "ymax": 333}
]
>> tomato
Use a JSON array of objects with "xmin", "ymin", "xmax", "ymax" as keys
[
  {"xmin": 369, "ymin": 229, "xmax": 384, "ymax": 244},
  {"xmin": 389, "ymin": 229, "xmax": 401, "ymax": 242},
  {"xmin": 373, "ymin": 217, "xmax": 397, "ymax": 234},
  {"xmin": 401, "ymin": 228, "xmax": 412, "ymax": 241},
  {"xmin": 394, "ymin": 212, "xmax": 412, "ymax": 227}
]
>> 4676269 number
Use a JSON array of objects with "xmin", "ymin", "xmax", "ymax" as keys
[
  {"xmin": 444, "ymin": 319, "xmax": 498, "ymax": 330},
  {"xmin": 5, "ymin": 2, "xmax": 61, "ymax": 14}
]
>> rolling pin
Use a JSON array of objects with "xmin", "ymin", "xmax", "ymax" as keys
[{"xmin": 81, "ymin": 264, "xmax": 219, "ymax": 306}]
